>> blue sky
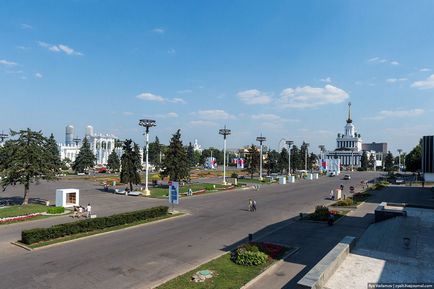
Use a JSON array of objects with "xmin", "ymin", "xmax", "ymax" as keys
[{"xmin": 1, "ymin": 1, "xmax": 434, "ymax": 154}]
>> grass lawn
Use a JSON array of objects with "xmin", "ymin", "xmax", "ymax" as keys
[
  {"xmin": 24, "ymin": 213, "xmax": 182, "ymax": 249},
  {"xmin": 148, "ymin": 183, "xmax": 228, "ymax": 198},
  {"xmin": 0, "ymin": 204, "xmax": 48, "ymax": 218},
  {"xmin": 156, "ymin": 252, "xmax": 272, "ymax": 289},
  {"xmin": 237, "ymin": 178, "xmax": 273, "ymax": 184}
]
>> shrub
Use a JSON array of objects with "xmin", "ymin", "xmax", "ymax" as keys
[
  {"xmin": 231, "ymin": 172, "xmax": 238, "ymax": 178},
  {"xmin": 309, "ymin": 205, "xmax": 330, "ymax": 221},
  {"xmin": 204, "ymin": 184, "xmax": 216, "ymax": 191},
  {"xmin": 232, "ymin": 246, "xmax": 268, "ymax": 266},
  {"xmin": 21, "ymin": 206, "xmax": 168, "ymax": 245},
  {"xmin": 47, "ymin": 207, "xmax": 65, "ymax": 214},
  {"xmin": 334, "ymin": 198, "xmax": 354, "ymax": 207}
]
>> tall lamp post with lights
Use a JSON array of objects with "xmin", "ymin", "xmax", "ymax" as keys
[
  {"xmin": 256, "ymin": 134, "xmax": 266, "ymax": 180},
  {"xmin": 397, "ymin": 149, "xmax": 402, "ymax": 172},
  {"xmin": 304, "ymin": 142, "xmax": 310, "ymax": 171},
  {"xmin": 286, "ymin": 140, "xmax": 294, "ymax": 175},
  {"xmin": 219, "ymin": 126, "xmax": 231, "ymax": 185},
  {"xmin": 139, "ymin": 119, "xmax": 156, "ymax": 196}
]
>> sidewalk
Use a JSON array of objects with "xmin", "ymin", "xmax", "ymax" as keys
[{"xmin": 247, "ymin": 201, "xmax": 379, "ymax": 289}]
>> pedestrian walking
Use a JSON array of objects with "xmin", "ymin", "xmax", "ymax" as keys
[
  {"xmin": 328, "ymin": 212, "xmax": 335, "ymax": 226},
  {"xmin": 86, "ymin": 203, "xmax": 92, "ymax": 218},
  {"xmin": 252, "ymin": 200, "xmax": 257, "ymax": 211},
  {"xmin": 187, "ymin": 187, "xmax": 193, "ymax": 196},
  {"xmin": 248, "ymin": 199, "xmax": 253, "ymax": 212}
]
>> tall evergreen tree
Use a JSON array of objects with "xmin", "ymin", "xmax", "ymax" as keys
[
  {"xmin": 245, "ymin": 144, "xmax": 259, "ymax": 179},
  {"xmin": 148, "ymin": 136, "xmax": 162, "ymax": 171},
  {"xmin": 290, "ymin": 145, "xmax": 302, "ymax": 171},
  {"xmin": 368, "ymin": 153, "xmax": 376, "ymax": 170},
  {"xmin": 265, "ymin": 149, "xmax": 279, "ymax": 175},
  {"xmin": 384, "ymin": 151, "xmax": 394, "ymax": 172},
  {"xmin": 278, "ymin": 148, "xmax": 289, "ymax": 174},
  {"xmin": 187, "ymin": 142, "xmax": 195, "ymax": 168},
  {"xmin": 107, "ymin": 150, "xmax": 120, "ymax": 172},
  {"xmin": 72, "ymin": 138, "xmax": 96, "ymax": 173},
  {"xmin": 405, "ymin": 144, "xmax": 422, "ymax": 172},
  {"xmin": 0, "ymin": 129, "xmax": 60, "ymax": 205},
  {"xmin": 120, "ymin": 139, "xmax": 141, "ymax": 191},
  {"xmin": 360, "ymin": 151, "xmax": 368, "ymax": 171},
  {"xmin": 308, "ymin": 152, "xmax": 317, "ymax": 170},
  {"xmin": 160, "ymin": 130, "xmax": 190, "ymax": 181},
  {"xmin": 47, "ymin": 133, "xmax": 62, "ymax": 170}
]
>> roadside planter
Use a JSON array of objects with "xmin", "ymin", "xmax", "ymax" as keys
[{"xmin": 0, "ymin": 213, "xmax": 42, "ymax": 223}]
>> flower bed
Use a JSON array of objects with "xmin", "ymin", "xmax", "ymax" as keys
[{"xmin": 0, "ymin": 213, "xmax": 42, "ymax": 224}]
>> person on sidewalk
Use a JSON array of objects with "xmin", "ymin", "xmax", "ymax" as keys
[
  {"xmin": 86, "ymin": 203, "xmax": 92, "ymax": 218},
  {"xmin": 248, "ymin": 199, "xmax": 253, "ymax": 212},
  {"xmin": 328, "ymin": 211, "xmax": 335, "ymax": 226},
  {"xmin": 252, "ymin": 200, "xmax": 257, "ymax": 211}
]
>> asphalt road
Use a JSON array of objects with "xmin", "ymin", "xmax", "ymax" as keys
[{"xmin": 0, "ymin": 172, "xmax": 380, "ymax": 289}]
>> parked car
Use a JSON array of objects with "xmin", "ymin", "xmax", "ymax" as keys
[
  {"xmin": 329, "ymin": 172, "xmax": 336, "ymax": 177},
  {"xmin": 343, "ymin": 174, "xmax": 351, "ymax": 180},
  {"xmin": 395, "ymin": 178, "xmax": 405, "ymax": 184}
]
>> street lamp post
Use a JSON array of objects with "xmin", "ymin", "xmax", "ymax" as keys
[
  {"xmin": 219, "ymin": 126, "xmax": 231, "ymax": 185},
  {"xmin": 318, "ymin": 145, "xmax": 325, "ymax": 160},
  {"xmin": 286, "ymin": 140, "xmax": 294, "ymax": 175},
  {"xmin": 397, "ymin": 149, "xmax": 402, "ymax": 172},
  {"xmin": 139, "ymin": 119, "xmax": 156, "ymax": 196},
  {"xmin": 304, "ymin": 142, "xmax": 310, "ymax": 171},
  {"xmin": 256, "ymin": 134, "xmax": 266, "ymax": 180}
]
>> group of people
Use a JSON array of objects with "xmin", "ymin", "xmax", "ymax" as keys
[
  {"xmin": 72, "ymin": 204, "xmax": 92, "ymax": 218},
  {"xmin": 248, "ymin": 199, "xmax": 257, "ymax": 212}
]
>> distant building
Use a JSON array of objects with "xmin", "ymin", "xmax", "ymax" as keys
[
  {"xmin": 58, "ymin": 124, "xmax": 142, "ymax": 167},
  {"xmin": 422, "ymin": 135, "xmax": 434, "ymax": 182},
  {"xmin": 193, "ymin": 139, "xmax": 202, "ymax": 153},
  {"xmin": 325, "ymin": 102, "xmax": 363, "ymax": 167},
  {"xmin": 362, "ymin": 142, "xmax": 387, "ymax": 154}
]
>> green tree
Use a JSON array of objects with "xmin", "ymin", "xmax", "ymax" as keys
[
  {"xmin": 384, "ymin": 151, "xmax": 394, "ymax": 172},
  {"xmin": 308, "ymin": 152, "xmax": 317, "ymax": 170},
  {"xmin": 0, "ymin": 129, "xmax": 60, "ymax": 205},
  {"xmin": 368, "ymin": 153, "xmax": 376, "ymax": 170},
  {"xmin": 200, "ymin": 148, "xmax": 223, "ymax": 165},
  {"xmin": 360, "ymin": 151, "xmax": 368, "ymax": 171},
  {"xmin": 148, "ymin": 136, "xmax": 162, "ymax": 171},
  {"xmin": 72, "ymin": 138, "xmax": 96, "ymax": 173},
  {"xmin": 120, "ymin": 139, "xmax": 141, "ymax": 191},
  {"xmin": 290, "ymin": 145, "xmax": 302, "ymax": 171},
  {"xmin": 265, "ymin": 149, "xmax": 279, "ymax": 175},
  {"xmin": 47, "ymin": 133, "xmax": 62, "ymax": 170},
  {"xmin": 187, "ymin": 142, "xmax": 195, "ymax": 168},
  {"xmin": 278, "ymin": 148, "xmax": 289, "ymax": 174},
  {"xmin": 300, "ymin": 142, "xmax": 309, "ymax": 170},
  {"xmin": 244, "ymin": 144, "xmax": 259, "ymax": 179},
  {"xmin": 405, "ymin": 144, "xmax": 422, "ymax": 172},
  {"xmin": 107, "ymin": 150, "xmax": 120, "ymax": 172},
  {"xmin": 160, "ymin": 130, "xmax": 190, "ymax": 181}
]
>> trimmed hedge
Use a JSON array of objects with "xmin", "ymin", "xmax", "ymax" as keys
[
  {"xmin": 21, "ymin": 206, "xmax": 168, "ymax": 245},
  {"xmin": 47, "ymin": 206, "xmax": 65, "ymax": 214},
  {"xmin": 232, "ymin": 244, "xmax": 268, "ymax": 266}
]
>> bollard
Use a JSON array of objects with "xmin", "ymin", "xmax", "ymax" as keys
[{"xmin": 248, "ymin": 233, "xmax": 253, "ymax": 242}]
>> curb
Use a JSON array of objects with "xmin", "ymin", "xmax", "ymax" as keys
[
  {"xmin": 13, "ymin": 212, "xmax": 189, "ymax": 251},
  {"xmin": 240, "ymin": 247, "xmax": 300, "ymax": 289}
]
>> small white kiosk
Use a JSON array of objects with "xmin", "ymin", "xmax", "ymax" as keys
[{"xmin": 56, "ymin": 189, "xmax": 80, "ymax": 208}]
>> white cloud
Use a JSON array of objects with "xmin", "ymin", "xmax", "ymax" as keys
[
  {"xmin": 364, "ymin": 108, "xmax": 425, "ymax": 120},
  {"xmin": 136, "ymin": 92, "xmax": 186, "ymax": 104},
  {"xmin": 190, "ymin": 120, "xmax": 218, "ymax": 127},
  {"xmin": 38, "ymin": 41, "xmax": 83, "ymax": 56},
  {"xmin": 35, "ymin": 72, "xmax": 43, "ymax": 78},
  {"xmin": 21, "ymin": 23, "xmax": 32, "ymax": 30},
  {"xmin": 320, "ymin": 77, "xmax": 332, "ymax": 83},
  {"xmin": 196, "ymin": 109, "xmax": 235, "ymax": 120},
  {"xmin": 167, "ymin": 48, "xmax": 176, "ymax": 54},
  {"xmin": 251, "ymin": 114, "xmax": 282, "ymax": 121},
  {"xmin": 152, "ymin": 28, "xmax": 165, "ymax": 34},
  {"xmin": 237, "ymin": 89, "xmax": 272, "ymax": 105},
  {"xmin": 368, "ymin": 57, "xmax": 399, "ymax": 65},
  {"xmin": 0, "ymin": 59, "xmax": 18, "ymax": 66},
  {"xmin": 386, "ymin": 78, "xmax": 407, "ymax": 83},
  {"xmin": 16, "ymin": 46, "xmax": 30, "ymax": 50},
  {"xmin": 419, "ymin": 68, "xmax": 430, "ymax": 72},
  {"xmin": 411, "ymin": 74, "xmax": 434, "ymax": 89},
  {"xmin": 278, "ymin": 84, "xmax": 349, "ymax": 109},
  {"xmin": 123, "ymin": 111, "xmax": 134, "ymax": 116},
  {"xmin": 136, "ymin": 92, "xmax": 165, "ymax": 102},
  {"xmin": 166, "ymin": 112, "xmax": 178, "ymax": 118}
]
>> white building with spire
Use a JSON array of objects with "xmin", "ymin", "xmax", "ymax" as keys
[{"xmin": 325, "ymin": 102, "xmax": 363, "ymax": 168}]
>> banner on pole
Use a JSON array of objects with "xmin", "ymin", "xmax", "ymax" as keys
[{"xmin": 168, "ymin": 181, "xmax": 179, "ymax": 205}]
